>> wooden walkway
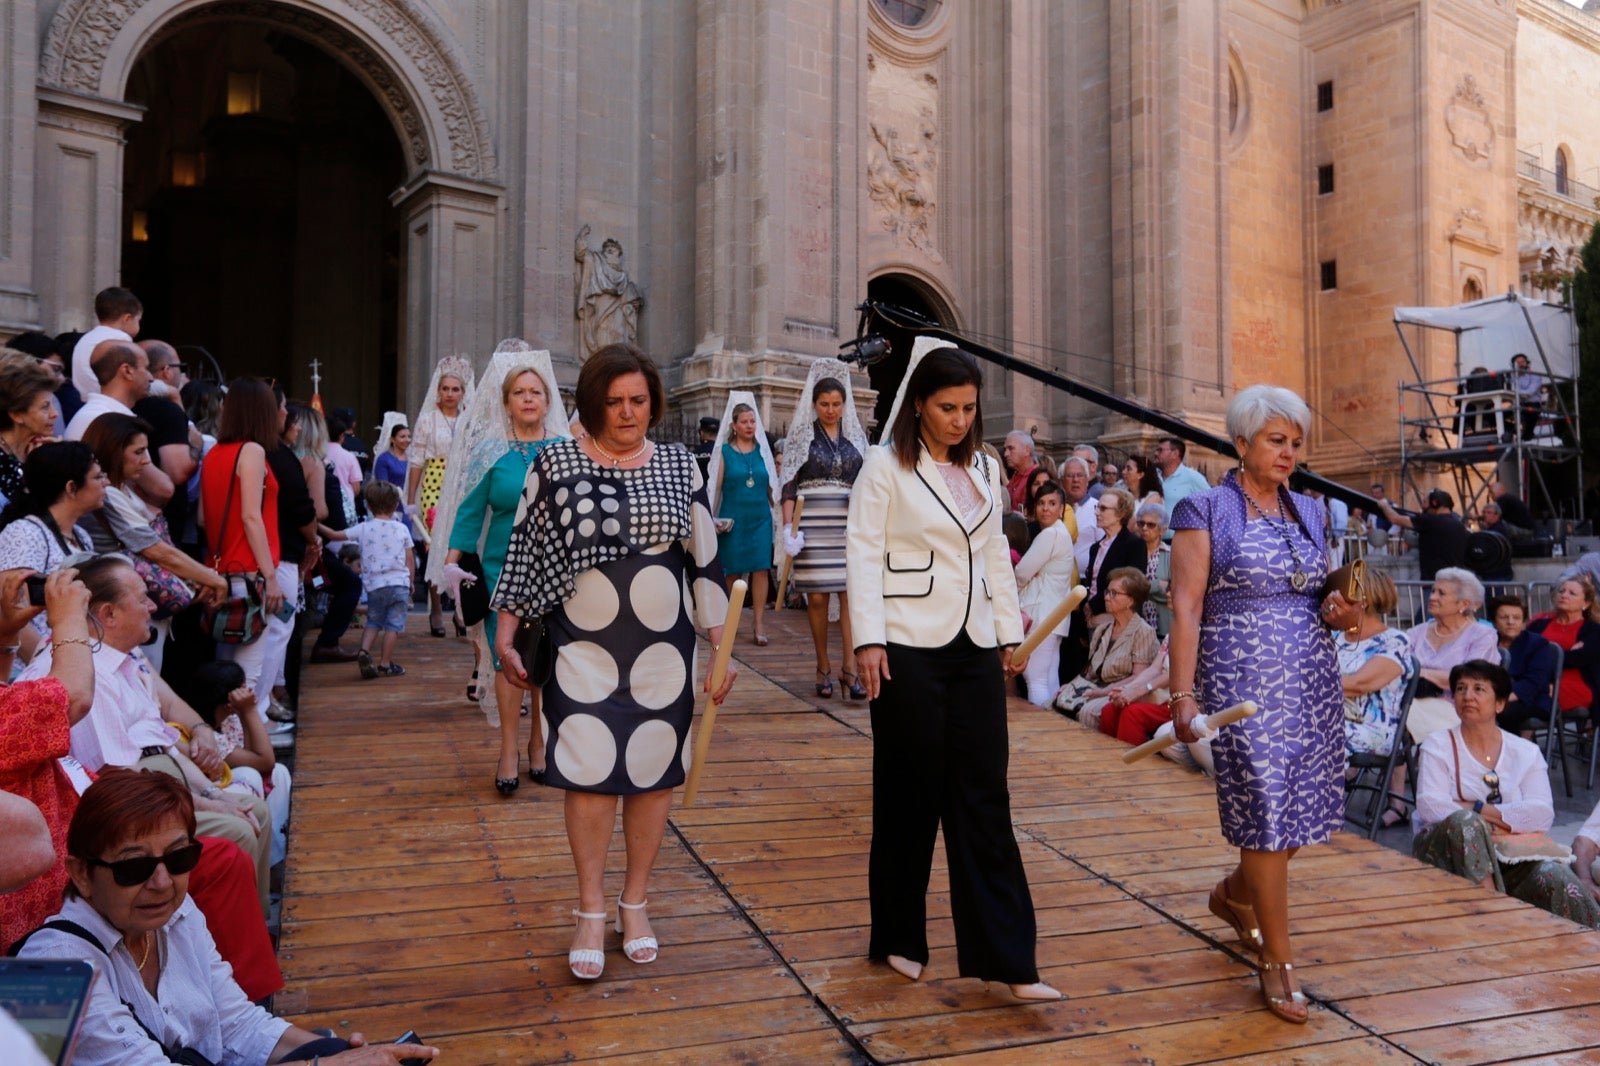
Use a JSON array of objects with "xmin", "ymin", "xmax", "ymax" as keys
[{"xmin": 275, "ymin": 611, "xmax": 1600, "ymax": 1064}]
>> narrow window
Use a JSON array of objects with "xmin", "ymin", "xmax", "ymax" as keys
[
  {"xmin": 1320, "ymin": 260, "xmax": 1338, "ymax": 291},
  {"xmin": 1317, "ymin": 164, "xmax": 1335, "ymax": 195},
  {"xmin": 1316, "ymin": 81, "xmax": 1334, "ymax": 113}
]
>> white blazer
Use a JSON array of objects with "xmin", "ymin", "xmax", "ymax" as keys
[{"xmin": 847, "ymin": 444, "xmax": 1025, "ymax": 651}]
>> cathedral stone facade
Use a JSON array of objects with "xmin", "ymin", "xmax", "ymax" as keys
[{"xmin": 1, "ymin": 0, "xmax": 1595, "ymax": 479}]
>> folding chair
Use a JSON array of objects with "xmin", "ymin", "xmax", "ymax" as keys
[
  {"xmin": 1345, "ymin": 657, "xmax": 1422, "ymax": 840},
  {"xmin": 1524, "ymin": 643, "xmax": 1592, "ymax": 798}
]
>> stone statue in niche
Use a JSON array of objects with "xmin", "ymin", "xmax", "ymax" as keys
[
  {"xmin": 574, "ymin": 224, "xmax": 644, "ymax": 359},
  {"xmin": 867, "ymin": 105, "xmax": 938, "ymax": 255}
]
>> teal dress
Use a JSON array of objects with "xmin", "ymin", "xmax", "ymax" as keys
[
  {"xmin": 449, "ymin": 438, "xmax": 558, "ymax": 664},
  {"xmin": 715, "ymin": 442, "xmax": 774, "ymax": 574}
]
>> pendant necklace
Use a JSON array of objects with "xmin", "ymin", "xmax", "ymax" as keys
[
  {"xmin": 1244, "ymin": 490, "xmax": 1310, "ymax": 592},
  {"xmin": 593, "ymin": 438, "xmax": 649, "ymax": 468},
  {"xmin": 735, "ymin": 442, "xmax": 758, "ymax": 488}
]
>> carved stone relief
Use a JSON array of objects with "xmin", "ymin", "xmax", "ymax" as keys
[
  {"xmin": 1445, "ymin": 74, "xmax": 1494, "ymax": 168},
  {"xmin": 37, "ymin": 0, "xmax": 496, "ymax": 180},
  {"xmin": 865, "ymin": 52, "xmax": 940, "ymax": 260}
]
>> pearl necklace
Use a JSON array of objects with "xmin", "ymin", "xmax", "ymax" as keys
[{"xmin": 592, "ymin": 437, "xmax": 650, "ymax": 468}]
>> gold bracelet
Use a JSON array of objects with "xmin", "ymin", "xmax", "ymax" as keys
[
  {"xmin": 1166, "ymin": 690, "xmax": 1196, "ymax": 709},
  {"xmin": 53, "ymin": 637, "xmax": 93, "ymax": 649}
]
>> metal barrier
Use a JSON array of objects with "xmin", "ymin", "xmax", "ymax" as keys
[{"xmin": 1386, "ymin": 578, "xmax": 1559, "ymax": 630}]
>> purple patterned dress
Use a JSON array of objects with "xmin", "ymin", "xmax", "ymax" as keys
[{"xmin": 1172, "ymin": 472, "xmax": 1344, "ymax": 851}]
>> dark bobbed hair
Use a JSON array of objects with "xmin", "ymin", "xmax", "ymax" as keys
[
  {"xmin": 5, "ymin": 332, "xmax": 57, "ymax": 359},
  {"xmin": 1487, "ymin": 593, "xmax": 1528, "ymax": 620},
  {"xmin": 178, "ymin": 661, "xmax": 248, "ymax": 727},
  {"xmin": 1030, "ymin": 480, "xmax": 1067, "ymax": 509},
  {"xmin": 81, "ymin": 412, "xmax": 153, "ymax": 488},
  {"xmin": 181, "ymin": 380, "xmax": 225, "ymax": 436},
  {"xmin": 1448, "ymin": 659, "xmax": 1512, "ymax": 702},
  {"xmin": 66, "ymin": 769, "xmax": 195, "ymax": 896},
  {"xmin": 1105, "ymin": 566, "xmax": 1152, "ymax": 609},
  {"xmin": 0, "ymin": 441, "xmax": 96, "ymax": 528},
  {"xmin": 93, "ymin": 287, "xmax": 143, "ymax": 323},
  {"xmin": 888, "ymin": 348, "xmax": 984, "ymax": 470},
  {"xmin": 1122, "ymin": 454, "xmax": 1158, "ymax": 494},
  {"xmin": 574, "ymin": 343, "xmax": 665, "ymax": 432},
  {"xmin": 216, "ymin": 378, "xmax": 281, "ymax": 448}
]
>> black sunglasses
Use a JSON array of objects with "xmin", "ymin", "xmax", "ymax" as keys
[
  {"xmin": 87, "ymin": 841, "xmax": 203, "ymax": 886},
  {"xmin": 1482, "ymin": 771, "xmax": 1502, "ymax": 806}
]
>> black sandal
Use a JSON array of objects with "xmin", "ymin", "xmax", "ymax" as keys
[
  {"xmin": 815, "ymin": 670, "xmax": 834, "ymax": 698},
  {"xmin": 466, "ymin": 670, "xmax": 480, "ymax": 702},
  {"xmin": 842, "ymin": 671, "xmax": 868, "ymax": 701}
]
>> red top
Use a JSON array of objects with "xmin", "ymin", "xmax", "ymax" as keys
[
  {"xmin": 1540, "ymin": 617, "xmax": 1593, "ymax": 711},
  {"xmin": 0, "ymin": 678, "xmax": 73, "ymax": 955},
  {"xmin": 201, "ymin": 442, "xmax": 279, "ymax": 574}
]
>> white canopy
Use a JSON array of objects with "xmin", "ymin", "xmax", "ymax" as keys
[{"xmin": 1393, "ymin": 293, "xmax": 1578, "ymax": 378}]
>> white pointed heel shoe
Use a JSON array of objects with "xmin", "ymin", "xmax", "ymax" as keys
[
  {"xmin": 615, "ymin": 897, "xmax": 659, "ymax": 964},
  {"xmin": 569, "ymin": 910, "xmax": 607, "ymax": 980}
]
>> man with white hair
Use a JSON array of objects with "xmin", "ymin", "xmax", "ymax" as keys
[
  {"xmin": 1058, "ymin": 454, "xmax": 1104, "ymax": 683},
  {"xmin": 1074, "ymin": 444, "xmax": 1106, "ymax": 500},
  {"xmin": 1002, "ymin": 429, "xmax": 1042, "ymax": 511}
]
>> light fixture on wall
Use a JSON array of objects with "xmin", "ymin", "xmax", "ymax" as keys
[
  {"xmin": 171, "ymin": 151, "xmax": 203, "ymax": 187},
  {"xmin": 227, "ymin": 70, "xmax": 261, "ymax": 115},
  {"xmin": 130, "ymin": 211, "xmax": 149, "ymax": 243}
]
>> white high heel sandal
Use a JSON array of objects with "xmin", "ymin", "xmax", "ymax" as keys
[
  {"xmin": 569, "ymin": 910, "xmax": 607, "ymax": 980},
  {"xmin": 615, "ymin": 898, "xmax": 659, "ymax": 964}
]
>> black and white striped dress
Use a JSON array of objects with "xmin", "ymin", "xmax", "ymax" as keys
[{"xmin": 781, "ymin": 428, "xmax": 863, "ymax": 594}]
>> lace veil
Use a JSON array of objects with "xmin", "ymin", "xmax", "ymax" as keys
[
  {"xmin": 373, "ymin": 411, "xmax": 408, "ymax": 459},
  {"xmin": 779, "ymin": 357, "xmax": 870, "ymax": 492},
  {"xmin": 879, "ymin": 336, "xmax": 958, "ymax": 440},
  {"xmin": 705, "ymin": 390, "xmax": 779, "ymax": 514},
  {"xmin": 425, "ymin": 340, "xmax": 571, "ymax": 587},
  {"xmin": 415, "ymin": 353, "xmax": 477, "ymax": 437}
]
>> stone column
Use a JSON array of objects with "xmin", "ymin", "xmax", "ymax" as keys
[
  {"xmin": 0, "ymin": 1, "xmax": 40, "ymax": 334},
  {"xmin": 392, "ymin": 171, "xmax": 504, "ymax": 413},
  {"xmin": 33, "ymin": 88, "xmax": 145, "ymax": 335}
]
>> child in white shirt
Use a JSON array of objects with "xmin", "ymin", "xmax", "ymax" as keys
[{"xmin": 333, "ymin": 481, "xmax": 415, "ymax": 678}]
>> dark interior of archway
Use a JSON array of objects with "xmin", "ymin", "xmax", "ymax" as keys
[
  {"xmin": 864, "ymin": 274, "xmax": 948, "ymax": 438},
  {"xmin": 122, "ymin": 23, "xmax": 403, "ymax": 431}
]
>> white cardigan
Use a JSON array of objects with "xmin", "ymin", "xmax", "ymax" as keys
[
  {"xmin": 1016, "ymin": 520, "xmax": 1076, "ymax": 638},
  {"xmin": 847, "ymin": 444, "xmax": 1025, "ymax": 651},
  {"xmin": 1413, "ymin": 726, "xmax": 1554, "ymax": 837}
]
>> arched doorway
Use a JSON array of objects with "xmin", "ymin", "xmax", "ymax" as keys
[
  {"xmin": 864, "ymin": 272, "xmax": 957, "ymax": 436},
  {"xmin": 120, "ymin": 22, "xmax": 404, "ymax": 416}
]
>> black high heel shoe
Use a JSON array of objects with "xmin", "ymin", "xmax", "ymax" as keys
[
  {"xmin": 466, "ymin": 670, "xmax": 480, "ymax": 702},
  {"xmin": 454, "ymin": 617, "xmax": 467, "ymax": 638},
  {"xmin": 495, "ymin": 755, "xmax": 520, "ymax": 796}
]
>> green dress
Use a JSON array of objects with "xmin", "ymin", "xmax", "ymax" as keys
[
  {"xmin": 449, "ymin": 438, "xmax": 557, "ymax": 662},
  {"xmin": 715, "ymin": 442, "xmax": 774, "ymax": 574}
]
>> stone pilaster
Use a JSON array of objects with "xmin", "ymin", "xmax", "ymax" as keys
[{"xmin": 0, "ymin": 0, "xmax": 39, "ymax": 334}]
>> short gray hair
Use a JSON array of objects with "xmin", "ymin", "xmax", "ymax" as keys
[
  {"xmin": 1432, "ymin": 567, "xmax": 1485, "ymax": 610},
  {"xmin": 1073, "ymin": 443, "xmax": 1099, "ymax": 467},
  {"xmin": 1225, "ymin": 384, "xmax": 1312, "ymax": 446},
  {"xmin": 1061, "ymin": 455, "xmax": 1092, "ymax": 478},
  {"xmin": 1136, "ymin": 502, "xmax": 1167, "ymax": 530},
  {"xmin": 1006, "ymin": 429, "xmax": 1034, "ymax": 448}
]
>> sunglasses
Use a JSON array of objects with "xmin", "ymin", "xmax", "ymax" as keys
[
  {"xmin": 1136, "ymin": 520, "xmax": 1160, "ymax": 528},
  {"xmin": 87, "ymin": 841, "xmax": 203, "ymax": 886},
  {"xmin": 1482, "ymin": 771, "xmax": 1502, "ymax": 806}
]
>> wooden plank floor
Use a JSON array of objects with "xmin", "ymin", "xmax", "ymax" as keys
[{"xmin": 275, "ymin": 609, "xmax": 1600, "ymax": 1064}]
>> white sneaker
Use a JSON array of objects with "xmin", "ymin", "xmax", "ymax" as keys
[{"xmin": 267, "ymin": 719, "xmax": 296, "ymax": 735}]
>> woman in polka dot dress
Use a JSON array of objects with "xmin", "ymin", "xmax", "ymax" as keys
[{"xmin": 493, "ymin": 343, "xmax": 736, "ymax": 983}]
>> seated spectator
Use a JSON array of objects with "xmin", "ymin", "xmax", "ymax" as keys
[
  {"xmin": 0, "ymin": 443, "xmax": 102, "ymax": 648},
  {"xmin": 1575, "ymin": 799, "xmax": 1600, "ymax": 906},
  {"xmin": 1053, "ymin": 567, "xmax": 1159, "ymax": 730},
  {"xmin": 1014, "ymin": 481, "xmax": 1074, "ymax": 706},
  {"xmin": 0, "ymin": 351, "xmax": 64, "ymax": 508},
  {"xmin": 181, "ymin": 661, "xmax": 292, "ymax": 868},
  {"xmin": 1403, "ymin": 567, "xmax": 1499, "ymax": 740},
  {"xmin": 1334, "ymin": 570, "xmax": 1416, "ymax": 826},
  {"xmin": 15, "ymin": 555, "xmax": 274, "ymax": 912},
  {"xmin": 1134, "ymin": 503, "xmax": 1170, "ymax": 636},
  {"xmin": 81, "ymin": 412, "xmax": 227, "ymax": 614},
  {"xmin": 1489, "ymin": 594, "xmax": 1555, "ymax": 737},
  {"xmin": 1412, "ymin": 661, "xmax": 1600, "ymax": 928},
  {"xmin": 1527, "ymin": 576, "xmax": 1600, "ymax": 721},
  {"xmin": 1096, "ymin": 639, "xmax": 1216, "ymax": 774},
  {"xmin": 14, "ymin": 769, "xmax": 438, "ymax": 1064}
]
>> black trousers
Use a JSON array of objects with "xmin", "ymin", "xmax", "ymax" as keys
[
  {"xmin": 313, "ymin": 549, "xmax": 362, "ymax": 648},
  {"xmin": 868, "ymin": 633, "xmax": 1039, "ymax": 983}
]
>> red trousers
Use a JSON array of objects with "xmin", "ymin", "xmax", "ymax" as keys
[
  {"xmin": 1098, "ymin": 701, "xmax": 1168, "ymax": 747},
  {"xmin": 191, "ymin": 836, "xmax": 283, "ymax": 1001}
]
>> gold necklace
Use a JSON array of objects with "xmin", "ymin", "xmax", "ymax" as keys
[
  {"xmin": 134, "ymin": 932, "xmax": 152, "ymax": 970},
  {"xmin": 592, "ymin": 437, "xmax": 649, "ymax": 468}
]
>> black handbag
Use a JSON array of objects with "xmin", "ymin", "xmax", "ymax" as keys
[
  {"xmin": 511, "ymin": 613, "xmax": 554, "ymax": 686},
  {"xmin": 456, "ymin": 552, "xmax": 491, "ymax": 626}
]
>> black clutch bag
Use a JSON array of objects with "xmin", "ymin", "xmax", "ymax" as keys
[
  {"xmin": 511, "ymin": 613, "xmax": 554, "ymax": 686},
  {"xmin": 456, "ymin": 552, "xmax": 491, "ymax": 627}
]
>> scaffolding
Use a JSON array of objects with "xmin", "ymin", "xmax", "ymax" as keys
[{"xmin": 1393, "ymin": 294, "xmax": 1583, "ymax": 527}]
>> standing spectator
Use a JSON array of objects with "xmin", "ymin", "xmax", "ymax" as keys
[
  {"xmin": 1490, "ymin": 479, "xmax": 1537, "ymax": 530},
  {"xmin": 330, "ymin": 406, "xmax": 372, "ymax": 477},
  {"xmin": 64, "ymin": 342, "xmax": 155, "ymax": 441},
  {"xmin": 1074, "ymin": 444, "xmax": 1106, "ymax": 500},
  {"xmin": 371, "ymin": 414, "xmax": 416, "ymax": 543},
  {"xmin": 1374, "ymin": 488, "xmax": 1470, "ymax": 581},
  {"xmin": 50, "ymin": 332, "xmax": 84, "ymax": 428},
  {"xmin": 1121, "ymin": 454, "xmax": 1163, "ymax": 510},
  {"xmin": 287, "ymin": 403, "xmax": 360, "ymax": 666},
  {"xmin": 1014, "ymin": 481, "xmax": 1075, "ymax": 706},
  {"xmin": 1082, "ymin": 488, "xmax": 1147, "ymax": 626},
  {"xmin": 69, "ymin": 286, "xmax": 141, "ymax": 399},
  {"xmin": 1154, "ymin": 436, "xmax": 1209, "ymax": 524},
  {"xmin": 324, "ymin": 409, "xmax": 364, "ymax": 515},
  {"xmin": 1369, "ymin": 483, "xmax": 1393, "ymax": 532},
  {"xmin": 691, "ymin": 415, "xmax": 719, "ymax": 480},
  {"xmin": 133, "ymin": 340, "xmax": 200, "ymax": 543},
  {"xmin": 0, "ymin": 351, "xmax": 64, "ymax": 508},
  {"xmin": 1001, "ymin": 430, "xmax": 1041, "ymax": 511},
  {"xmin": 1057, "ymin": 455, "xmax": 1101, "ymax": 682}
]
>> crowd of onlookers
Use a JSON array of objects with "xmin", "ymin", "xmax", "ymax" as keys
[{"xmin": 0, "ymin": 288, "xmax": 436, "ymax": 1063}]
